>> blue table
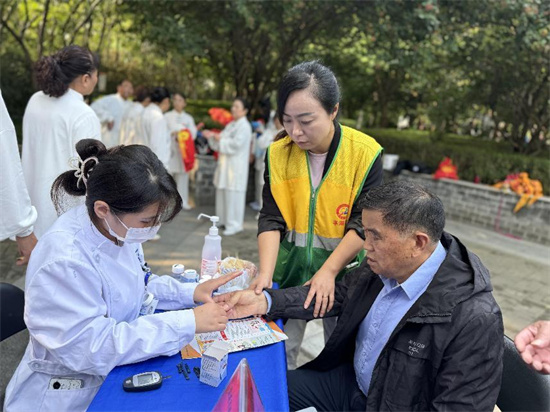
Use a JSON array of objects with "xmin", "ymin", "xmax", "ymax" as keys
[{"xmin": 88, "ymin": 319, "xmax": 289, "ymax": 411}]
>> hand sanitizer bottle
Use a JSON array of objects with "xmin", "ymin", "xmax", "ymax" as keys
[{"xmin": 197, "ymin": 214, "xmax": 222, "ymax": 280}]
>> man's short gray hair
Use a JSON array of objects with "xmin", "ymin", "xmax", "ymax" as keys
[{"xmin": 358, "ymin": 180, "xmax": 445, "ymax": 242}]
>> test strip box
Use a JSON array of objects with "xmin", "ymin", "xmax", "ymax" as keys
[{"xmin": 200, "ymin": 340, "xmax": 229, "ymax": 387}]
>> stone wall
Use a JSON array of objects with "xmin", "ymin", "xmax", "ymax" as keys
[{"xmin": 395, "ymin": 171, "xmax": 550, "ymax": 245}]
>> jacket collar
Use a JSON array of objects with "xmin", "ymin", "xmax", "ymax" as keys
[
  {"xmin": 66, "ymin": 88, "xmax": 84, "ymax": 101},
  {"xmin": 76, "ymin": 205, "xmax": 127, "ymax": 258},
  {"xmin": 405, "ymin": 232, "xmax": 493, "ymax": 324}
]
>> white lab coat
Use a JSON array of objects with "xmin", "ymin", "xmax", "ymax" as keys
[
  {"xmin": 0, "ymin": 90, "xmax": 37, "ymax": 239},
  {"xmin": 4, "ymin": 205, "xmax": 197, "ymax": 412},
  {"xmin": 21, "ymin": 89, "xmax": 101, "ymax": 238},
  {"xmin": 91, "ymin": 93, "xmax": 130, "ymax": 148},
  {"xmin": 141, "ymin": 104, "xmax": 171, "ymax": 169},
  {"xmin": 118, "ymin": 102, "xmax": 147, "ymax": 146},
  {"xmin": 164, "ymin": 110, "xmax": 197, "ymax": 174},
  {"xmin": 208, "ymin": 116, "xmax": 252, "ymax": 191}
]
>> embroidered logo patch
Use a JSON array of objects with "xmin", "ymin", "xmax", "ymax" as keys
[{"xmin": 336, "ymin": 204, "xmax": 349, "ymax": 220}]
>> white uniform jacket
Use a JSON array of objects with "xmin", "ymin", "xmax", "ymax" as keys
[
  {"xmin": 90, "ymin": 93, "xmax": 130, "ymax": 148},
  {"xmin": 21, "ymin": 89, "xmax": 101, "ymax": 238},
  {"xmin": 141, "ymin": 104, "xmax": 171, "ymax": 169},
  {"xmin": 208, "ymin": 116, "xmax": 252, "ymax": 192},
  {"xmin": 164, "ymin": 110, "xmax": 197, "ymax": 174},
  {"xmin": 0, "ymin": 90, "xmax": 37, "ymax": 239},
  {"xmin": 118, "ymin": 102, "xmax": 147, "ymax": 146},
  {"xmin": 4, "ymin": 205, "xmax": 197, "ymax": 412}
]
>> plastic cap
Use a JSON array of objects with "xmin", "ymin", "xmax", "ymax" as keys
[
  {"xmin": 209, "ymin": 226, "xmax": 219, "ymax": 236},
  {"xmin": 172, "ymin": 264, "xmax": 185, "ymax": 274}
]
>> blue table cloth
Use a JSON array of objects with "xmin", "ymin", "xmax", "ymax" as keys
[{"xmin": 87, "ymin": 318, "xmax": 289, "ymax": 412}]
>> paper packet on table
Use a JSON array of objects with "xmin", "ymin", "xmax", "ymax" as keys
[{"xmin": 213, "ymin": 257, "xmax": 258, "ymax": 294}]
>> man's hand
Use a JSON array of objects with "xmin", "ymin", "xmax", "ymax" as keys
[
  {"xmin": 193, "ymin": 271, "xmax": 242, "ymax": 304},
  {"xmin": 214, "ymin": 290, "xmax": 268, "ymax": 319},
  {"xmin": 248, "ymin": 273, "xmax": 273, "ymax": 295},
  {"xmin": 107, "ymin": 121, "xmax": 114, "ymax": 131},
  {"xmin": 193, "ymin": 302, "xmax": 228, "ymax": 333},
  {"xmin": 515, "ymin": 320, "xmax": 550, "ymax": 374},
  {"xmin": 303, "ymin": 267, "xmax": 336, "ymax": 318},
  {"xmin": 15, "ymin": 232, "xmax": 37, "ymax": 266}
]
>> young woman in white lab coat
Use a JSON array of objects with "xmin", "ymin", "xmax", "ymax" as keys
[
  {"xmin": 203, "ymin": 98, "xmax": 252, "ymax": 236},
  {"xmin": 21, "ymin": 45, "xmax": 102, "ymax": 238},
  {"xmin": 141, "ymin": 87, "xmax": 172, "ymax": 169},
  {"xmin": 4, "ymin": 139, "xmax": 236, "ymax": 412},
  {"xmin": 164, "ymin": 92, "xmax": 198, "ymax": 210}
]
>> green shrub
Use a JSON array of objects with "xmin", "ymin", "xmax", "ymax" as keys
[{"xmin": 364, "ymin": 128, "xmax": 550, "ymax": 195}]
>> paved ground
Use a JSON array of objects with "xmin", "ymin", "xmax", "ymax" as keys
[{"xmin": 1, "ymin": 202, "xmax": 549, "ymax": 408}]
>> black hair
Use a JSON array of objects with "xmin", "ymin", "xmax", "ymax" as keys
[
  {"xmin": 134, "ymin": 86, "xmax": 150, "ymax": 103},
  {"xmin": 34, "ymin": 45, "xmax": 99, "ymax": 98},
  {"xmin": 172, "ymin": 91, "xmax": 187, "ymax": 100},
  {"xmin": 234, "ymin": 96, "xmax": 250, "ymax": 113},
  {"xmin": 117, "ymin": 79, "xmax": 131, "ymax": 87},
  {"xmin": 357, "ymin": 181, "xmax": 445, "ymax": 243},
  {"xmin": 150, "ymin": 87, "xmax": 171, "ymax": 103},
  {"xmin": 51, "ymin": 139, "xmax": 182, "ymax": 224},
  {"xmin": 276, "ymin": 61, "xmax": 340, "ymax": 125}
]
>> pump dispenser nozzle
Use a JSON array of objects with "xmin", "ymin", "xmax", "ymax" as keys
[{"xmin": 197, "ymin": 213, "xmax": 220, "ymax": 236}]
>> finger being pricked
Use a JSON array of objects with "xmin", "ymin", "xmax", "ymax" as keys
[{"xmin": 213, "ymin": 291, "xmax": 235, "ymax": 304}]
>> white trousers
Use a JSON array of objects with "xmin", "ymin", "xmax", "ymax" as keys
[
  {"xmin": 172, "ymin": 172, "xmax": 190, "ymax": 208},
  {"xmin": 215, "ymin": 188, "xmax": 246, "ymax": 233},
  {"xmin": 285, "ymin": 316, "xmax": 338, "ymax": 370}
]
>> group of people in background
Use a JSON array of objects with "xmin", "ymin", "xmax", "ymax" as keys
[
  {"xmin": 1, "ymin": 43, "xmax": 549, "ymax": 412},
  {"xmin": 92, "ymin": 81, "xmax": 197, "ymax": 211},
  {"xmin": 6, "ymin": 44, "xmax": 282, "ymax": 244}
]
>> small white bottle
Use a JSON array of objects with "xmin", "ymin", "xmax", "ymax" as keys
[
  {"xmin": 171, "ymin": 264, "xmax": 185, "ymax": 282},
  {"xmin": 183, "ymin": 269, "xmax": 198, "ymax": 283},
  {"xmin": 197, "ymin": 213, "xmax": 222, "ymax": 280}
]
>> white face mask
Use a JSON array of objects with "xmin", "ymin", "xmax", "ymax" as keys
[{"xmin": 104, "ymin": 213, "xmax": 161, "ymax": 244}]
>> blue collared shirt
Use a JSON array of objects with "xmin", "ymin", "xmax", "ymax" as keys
[{"xmin": 353, "ymin": 241, "xmax": 446, "ymax": 397}]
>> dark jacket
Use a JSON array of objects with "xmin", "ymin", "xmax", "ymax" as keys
[
  {"xmin": 258, "ymin": 122, "xmax": 383, "ymax": 240},
  {"xmin": 267, "ymin": 232, "xmax": 504, "ymax": 411}
]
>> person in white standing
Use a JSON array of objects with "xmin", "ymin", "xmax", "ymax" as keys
[
  {"xmin": 118, "ymin": 86, "xmax": 151, "ymax": 146},
  {"xmin": 21, "ymin": 45, "xmax": 101, "ymax": 238},
  {"xmin": 141, "ymin": 87, "xmax": 171, "ymax": 169},
  {"xmin": 4, "ymin": 138, "xmax": 238, "ymax": 412},
  {"xmin": 203, "ymin": 97, "xmax": 252, "ymax": 236},
  {"xmin": 91, "ymin": 79, "xmax": 133, "ymax": 147},
  {"xmin": 0, "ymin": 90, "xmax": 38, "ymax": 264},
  {"xmin": 250, "ymin": 112, "xmax": 282, "ymax": 214},
  {"xmin": 164, "ymin": 92, "xmax": 197, "ymax": 210}
]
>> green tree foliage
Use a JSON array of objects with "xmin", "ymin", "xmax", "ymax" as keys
[
  {"xmin": 121, "ymin": 0, "xmax": 366, "ymax": 114},
  {"xmin": 1, "ymin": 0, "xmax": 548, "ymax": 159}
]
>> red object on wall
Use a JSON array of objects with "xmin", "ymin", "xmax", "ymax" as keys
[{"xmin": 433, "ymin": 157, "xmax": 459, "ymax": 180}]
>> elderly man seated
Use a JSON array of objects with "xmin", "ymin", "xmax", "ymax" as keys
[{"xmin": 216, "ymin": 180, "xmax": 503, "ymax": 411}]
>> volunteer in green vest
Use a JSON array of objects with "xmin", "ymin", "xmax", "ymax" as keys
[{"xmin": 249, "ymin": 61, "xmax": 383, "ymax": 369}]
